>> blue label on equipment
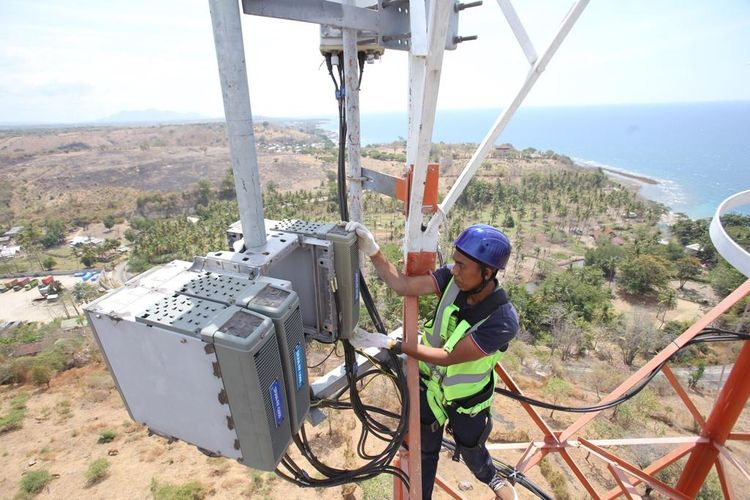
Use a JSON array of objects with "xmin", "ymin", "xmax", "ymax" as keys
[
  {"xmin": 354, "ymin": 270, "xmax": 360, "ymax": 301},
  {"xmin": 269, "ymin": 379, "xmax": 284, "ymax": 427},
  {"xmin": 293, "ymin": 343, "xmax": 305, "ymax": 390}
]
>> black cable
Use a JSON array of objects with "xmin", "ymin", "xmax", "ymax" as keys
[
  {"xmin": 441, "ymin": 438, "xmax": 552, "ymax": 500},
  {"xmin": 308, "ymin": 343, "xmax": 338, "ymax": 369},
  {"xmin": 277, "ymin": 343, "xmax": 410, "ymax": 489},
  {"xmin": 275, "ymin": 50, "xmax": 411, "ymax": 491},
  {"xmin": 495, "ymin": 328, "xmax": 750, "ymax": 413}
]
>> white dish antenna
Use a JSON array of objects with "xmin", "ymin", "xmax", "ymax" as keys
[{"xmin": 709, "ymin": 189, "xmax": 750, "ymax": 277}]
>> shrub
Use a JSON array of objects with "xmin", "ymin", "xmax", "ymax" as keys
[
  {"xmin": 150, "ymin": 478, "xmax": 207, "ymax": 500},
  {"xmin": 85, "ymin": 458, "xmax": 111, "ymax": 485},
  {"xmin": 19, "ymin": 469, "xmax": 52, "ymax": 495},
  {"xmin": 30, "ymin": 365, "xmax": 52, "ymax": 387},
  {"xmin": 0, "ymin": 393, "xmax": 30, "ymax": 433},
  {"xmin": 97, "ymin": 430, "xmax": 116, "ymax": 444},
  {"xmin": 618, "ymin": 254, "xmax": 671, "ymax": 294},
  {"xmin": 539, "ymin": 457, "xmax": 570, "ymax": 500},
  {"xmin": 543, "ymin": 377, "xmax": 571, "ymax": 418}
]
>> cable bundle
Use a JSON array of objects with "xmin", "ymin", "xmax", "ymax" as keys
[
  {"xmin": 276, "ymin": 344, "xmax": 409, "ymax": 488},
  {"xmin": 494, "ymin": 327, "xmax": 750, "ymax": 413},
  {"xmin": 275, "ymin": 51, "xmax": 408, "ymax": 489}
]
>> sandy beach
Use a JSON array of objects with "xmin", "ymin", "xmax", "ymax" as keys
[
  {"xmin": 574, "ymin": 161, "xmax": 660, "ymax": 187},
  {"xmin": 598, "ymin": 166, "xmax": 659, "ymax": 185}
]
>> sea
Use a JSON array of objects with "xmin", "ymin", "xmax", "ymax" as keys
[{"xmin": 320, "ymin": 101, "xmax": 750, "ymax": 219}]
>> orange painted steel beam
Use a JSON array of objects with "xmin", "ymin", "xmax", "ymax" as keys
[
  {"xmin": 662, "ymin": 364, "xmax": 706, "ymax": 430},
  {"xmin": 601, "ymin": 442, "xmax": 696, "ymax": 500},
  {"xmin": 728, "ymin": 432, "xmax": 750, "ymax": 441},
  {"xmin": 393, "ymin": 453, "xmax": 406, "ymax": 500},
  {"xmin": 494, "ymin": 364, "xmax": 559, "ymax": 441},
  {"xmin": 402, "ymin": 296, "xmax": 423, "ymax": 500},
  {"xmin": 715, "ymin": 444, "xmax": 750, "ymax": 481},
  {"xmin": 434, "ymin": 475, "xmax": 466, "ymax": 500},
  {"xmin": 559, "ymin": 448, "xmax": 602, "ymax": 499},
  {"xmin": 488, "ymin": 436, "xmax": 704, "ymax": 451},
  {"xmin": 515, "ymin": 441, "xmax": 548, "ymax": 472},
  {"xmin": 578, "ymin": 438, "xmax": 692, "ymax": 500},
  {"xmin": 676, "ymin": 336, "xmax": 750, "ymax": 496},
  {"xmin": 395, "ymin": 164, "xmax": 440, "ymax": 216},
  {"xmin": 715, "ymin": 457, "xmax": 735, "ymax": 499},
  {"xmin": 398, "ymin": 248, "xmax": 437, "ymax": 500},
  {"xmin": 608, "ymin": 464, "xmax": 642, "ymax": 500},
  {"xmin": 560, "ymin": 279, "xmax": 750, "ymax": 444}
]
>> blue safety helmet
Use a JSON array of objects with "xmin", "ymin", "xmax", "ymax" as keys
[{"xmin": 454, "ymin": 224, "xmax": 512, "ymax": 270}]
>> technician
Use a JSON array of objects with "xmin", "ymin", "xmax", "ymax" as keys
[{"xmin": 346, "ymin": 222, "xmax": 519, "ymax": 500}]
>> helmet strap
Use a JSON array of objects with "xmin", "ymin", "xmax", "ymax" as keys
[{"xmin": 465, "ymin": 264, "xmax": 498, "ymax": 297}]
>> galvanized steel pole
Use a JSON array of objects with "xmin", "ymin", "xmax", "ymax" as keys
[
  {"xmin": 342, "ymin": 3, "xmax": 362, "ymax": 223},
  {"xmin": 209, "ymin": 0, "xmax": 267, "ymax": 249}
]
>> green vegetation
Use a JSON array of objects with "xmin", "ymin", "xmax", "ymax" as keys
[
  {"xmin": 361, "ymin": 148, "xmax": 406, "ymax": 162},
  {"xmin": 585, "ymin": 238, "xmax": 625, "ymax": 281},
  {"xmin": 150, "ymin": 478, "xmax": 207, "ymax": 500},
  {"xmin": 543, "ymin": 377, "xmax": 572, "ymax": 418},
  {"xmin": 539, "ymin": 457, "xmax": 570, "ymax": 500},
  {"xmin": 0, "ymin": 181, "xmax": 13, "ymax": 228},
  {"xmin": 675, "ymin": 256, "xmax": 702, "ymax": 289},
  {"xmin": 19, "ymin": 469, "xmax": 52, "ymax": 495},
  {"xmin": 618, "ymin": 254, "xmax": 671, "ymax": 294},
  {"xmin": 85, "ymin": 458, "xmax": 111, "ymax": 486},
  {"xmin": 128, "ymin": 201, "xmax": 239, "ymax": 272},
  {"xmin": 710, "ymin": 260, "xmax": 745, "ymax": 298},
  {"xmin": 102, "ymin": 215, "xmax": 115, "ymax": 230},
  {"xmin": 0, "ymin": 333, "xmax": 82, "ymax": 387},
  {"xmin": 360, "ymin": 474, "xmax": 391, "ymax": 499},
  {"xmin": 246, "ymin": 471, "xmax": 274, "ymax": 497},
  {"xmin": 688, "ymin": 360, "xmax": 706, "ymax": 391},
  {"xmin": 0, "ymin": 393, "xmax": 30, "ymax": 433},
  {"xmin": 97, "ymin": 430, "xmax": 116, "ymax": 444},
  {"xmin": 0, "ymin": 322, "xmax": 57, "ymax": 347}
]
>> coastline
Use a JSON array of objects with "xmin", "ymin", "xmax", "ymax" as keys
[
  {"xmin": 574, "ymin": 160, "xmax": 660, "ymax": 186},
  {"xmin": 598, "ymin": 166, "xmax": 659, "ymax": 185},
  {"xmin": 575, "ymin": 160, "xmax": 680, "ymax": 225}
]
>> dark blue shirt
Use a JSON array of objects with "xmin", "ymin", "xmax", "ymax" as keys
[{"xmin": 431, "ymin": 265, "xmax": 518, "ymax": 354}]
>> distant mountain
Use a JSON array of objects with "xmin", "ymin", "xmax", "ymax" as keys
[
  {"xmin": 98, "ymin": 109, "xmax": 214, "ymax": 125},
  {"xmin": 0, "ymin": 111, "xmax": 322, "ymax": 130}
]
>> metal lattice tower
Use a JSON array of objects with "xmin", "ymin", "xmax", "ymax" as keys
[{"xmin": 207, "ymin": 1, "xmax": 750, "ymax": 497}]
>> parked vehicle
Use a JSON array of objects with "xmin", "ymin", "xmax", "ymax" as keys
[
  {"xmin": 41, "ymin": 275, "xmax": 54, "ymax": 286},
  {"xmin": 24, "ymin": 279, "xmax": 39, "ymax": 290}
]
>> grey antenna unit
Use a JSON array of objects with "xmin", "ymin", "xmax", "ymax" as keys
[{"xmin": 227, "ymin": 219, "xmax": 360, "ymax": 342}]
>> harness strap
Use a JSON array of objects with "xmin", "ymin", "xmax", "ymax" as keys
[{"xmin": 451, "ymin": 410, "xmax": 493, "ymax": 462}]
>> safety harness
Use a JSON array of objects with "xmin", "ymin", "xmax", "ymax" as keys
[{"xmin": 419, "ymin": 278, "xmax": 508, "ymax": 427}]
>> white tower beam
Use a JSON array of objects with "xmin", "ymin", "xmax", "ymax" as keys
[{"xmin": 425, "ymin": 0, "xmax": 590, "ymax": 239}]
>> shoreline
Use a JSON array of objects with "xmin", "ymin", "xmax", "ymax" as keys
[
  {"xmin": 574, "ymin": 160, "xmax": 660, "ymax": 186},
  {"xmin": 598, "ymin": 166, "xmax": 659, "ymax": 185}
]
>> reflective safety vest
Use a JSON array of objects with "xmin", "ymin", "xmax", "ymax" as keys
[{"xmin": 419, "ymin": 278, "xmax": 504, "ymax": 425}]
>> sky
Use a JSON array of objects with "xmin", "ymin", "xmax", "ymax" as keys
[{"xmin": 1, "ymin": 0, "xmax": 749, "ymax": 124}]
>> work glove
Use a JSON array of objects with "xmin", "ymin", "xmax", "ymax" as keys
[
  {"xmin": 349, "ymin": 328, "xmax": 396, "ymax": 350},
  {"xmin": 345, "ymin": 221, "xmax": 380, "ymax": 257}
]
